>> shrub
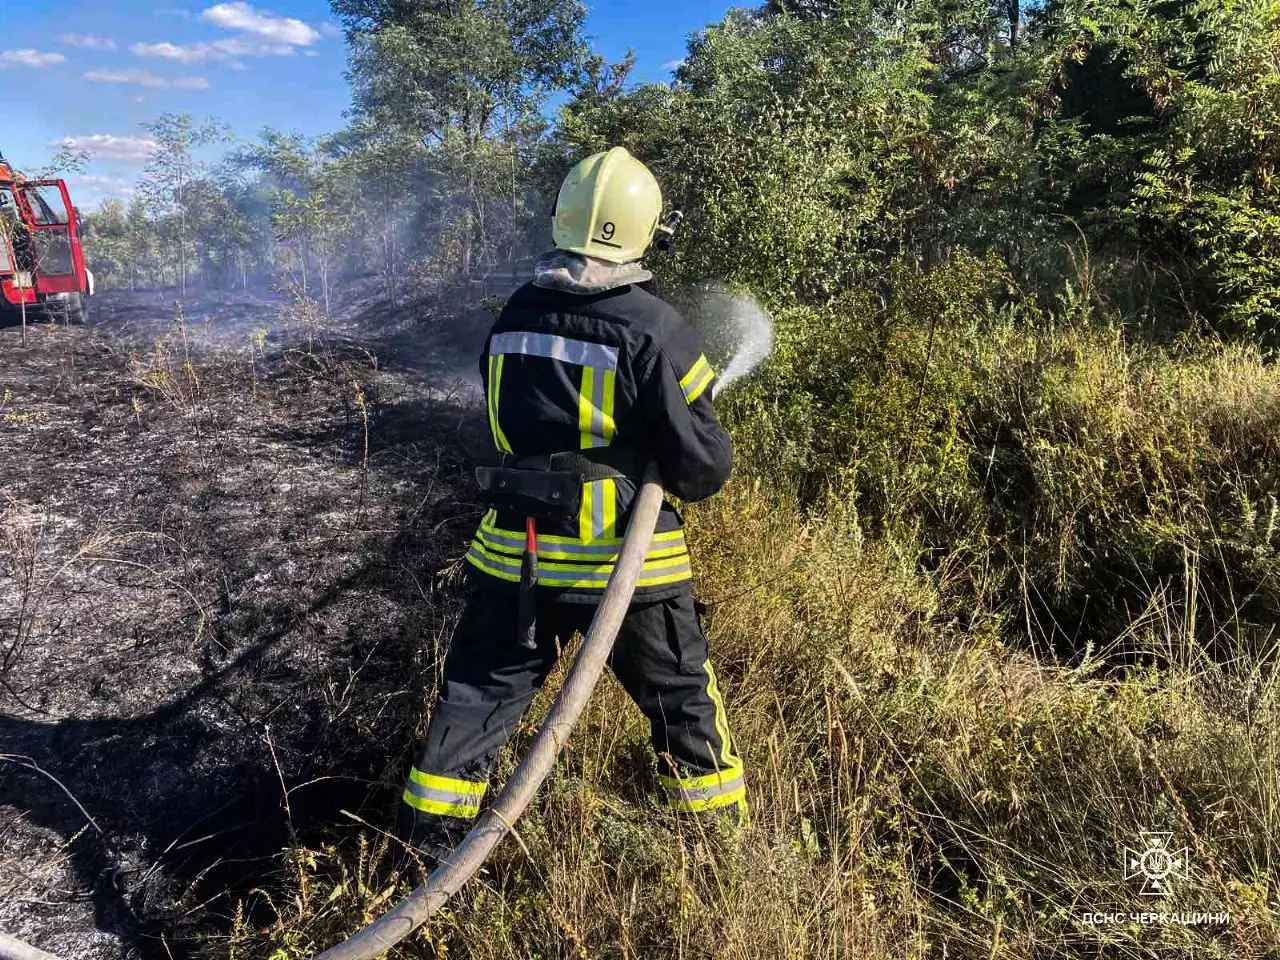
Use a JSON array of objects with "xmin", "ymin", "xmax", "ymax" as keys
[{"xmin": 722, "ymin": 256, "xmax": 1280, "ymax": 656}]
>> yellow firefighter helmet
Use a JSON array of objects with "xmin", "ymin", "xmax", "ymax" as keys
[{"xmin": 552, "ymin": 147, "xmax": 663, "ymax": 264}]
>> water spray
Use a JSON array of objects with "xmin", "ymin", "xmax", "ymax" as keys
[{"xmin": 684, "ymin": 281, "xmax": 774, "ymax": 398}]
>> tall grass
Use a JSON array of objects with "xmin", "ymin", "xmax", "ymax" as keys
[
  {"xmin": 228, "ymin": 475, "xmax": 1280, "ymax": 957},
  {"xmin": 227, "ymin": 265, "xmax": 1280, "ymax": 958}
]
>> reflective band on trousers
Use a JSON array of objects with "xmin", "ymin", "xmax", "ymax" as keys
[
  {"xmin": 402, "ymin": 767, "xmax": 487, "ymax": 818},
  {"xmin": 490, "ymin": 331, "xmax": 619, "ymax": 370},
  {"xmin": 660, "ymin": 767, "xmax": 746, "ymax": 811},
  {"xmin": 704, "ymin": 661, "xmax": 743, "ymax": 771}
]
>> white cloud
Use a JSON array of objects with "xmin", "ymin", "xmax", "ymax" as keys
[
  {"xmin": 0, "ymin": 49, "xmax": 66, "ymax": 68},
  {"xmin": 75, "ymin": 173, "xmax": 131, "ymax": 188},
  {"xmin": 131, "ymin": 41, "xmax": 207, "ymax": 63},
  {"xmin": 56, "ymin": 33, "xmax": 118, "ymax": 51},
  {"xmin": 131, "ymin": 36, "xmax": 295, "ymax": 63},
  {"xmin": 200, "ymin": 3, "xmax": 320, "ymax": 46},
  {"xmin": 215, "ymin": 36, "xmax": 295, "ymax": 56},
  {"xmin": 662, "ymin": 59, "xmax": 686, "ymax": 71},
  {"xmin": 54, "ymin": 135, "xmax": 158, "ymax": 163},
  {"xmin": 129, "ymin": 3, "xmax": 323, "ymax": 71},
  {"xmin": 84, "ymin": 68, "xmax": 210, "ymax": 90},
  {"xmin": 85, "ymin": 68, "xmax": 167, "ymax": 88}
]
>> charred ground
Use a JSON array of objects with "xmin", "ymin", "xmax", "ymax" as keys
[{"xmin": 0, "ymin": 285, "xmax": 491, "ymax": 958}]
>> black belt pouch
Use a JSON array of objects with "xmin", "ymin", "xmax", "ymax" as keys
[{"xmin": 475, "ymin": 466, "xmax": 583, "ymax": 523}]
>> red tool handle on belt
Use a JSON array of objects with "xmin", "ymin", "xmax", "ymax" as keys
[{"xmin": 517, "ymin": 516, "xmax": 539, "ymax": 650}]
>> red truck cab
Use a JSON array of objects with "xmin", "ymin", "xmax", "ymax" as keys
[{"xmin": 0, "ymin": 155, "xmax": 93, "ymax": 323}]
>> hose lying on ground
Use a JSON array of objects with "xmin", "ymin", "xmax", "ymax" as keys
[
  {"xmin": 0, "ymin": 932, "xmax": 69, "ymax": 960},
  {"xmin": 315, "ymin": 462, "xmax": 666, "ymax": 960}
]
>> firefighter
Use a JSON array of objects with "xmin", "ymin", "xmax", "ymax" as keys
[{"xmin": 395, "ymin": 147, "xmax": 743, "ymax": 863}]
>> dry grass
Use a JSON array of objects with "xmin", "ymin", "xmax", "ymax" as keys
[{"xmin": 227, "ymin": 469, "xmax": 1280, "ymax": 958}]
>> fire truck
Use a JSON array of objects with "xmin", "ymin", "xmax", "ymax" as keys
[{"xmin": 0, "ymin": 150, "xmax": 93, "ymax": 324}]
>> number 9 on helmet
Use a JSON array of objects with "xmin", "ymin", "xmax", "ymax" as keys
[{"xmin": 551, "ymin": 147, "xmax": 663, "ymax": 265}]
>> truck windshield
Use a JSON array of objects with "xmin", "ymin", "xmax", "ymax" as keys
[{"xmin": 22, "ymin": 185, "xmax": 69, "ymax": 226}]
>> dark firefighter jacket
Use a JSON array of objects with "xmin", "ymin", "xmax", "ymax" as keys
[{"xmin": 466, "ymin": 252, "xmax": 733, "ymax": 604}]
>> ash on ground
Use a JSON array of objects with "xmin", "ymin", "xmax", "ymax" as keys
[{"xmin": 0, "ymin": 283, "xmax": 494, "ymax": 958}]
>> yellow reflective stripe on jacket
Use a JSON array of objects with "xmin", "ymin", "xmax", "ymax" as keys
[
  {"xmin": 466, "ymin": 544, "xmax": 522, "ymax": 583},
  {"xmin": 466, "ymin": 541, "xmax": 692, "ymax": 588},
  {"xmin": 480, "ymin": 512, "xmax": 688, "ymax": 561},
  {"xmin": 680, "ymin": 354, "xmax": 715, "ymax": 405},
  {"xmin": 490, "ymin": 331, "xmax": 619, "ymax": 449},
  {"xmin": 578, "ymin": 366, "xmax": 617, "ymax": 449},
  {"xmin": 403, "ymin": 768, "xmax": 487, "ymax": 818},
  {"xmin": 579, "ymin": 478, "xmax": 618, "ymax": 542},
  {"xmin": 487, "ymin": 354, "xmax": 513, "ymax": 453},
  {"xmin": 468, "ymin": 541, "xmax": 692, "ymax": 581},
  {"xmin": 660, "ymin": 766, "xmax": 746, "ymax": 812}
]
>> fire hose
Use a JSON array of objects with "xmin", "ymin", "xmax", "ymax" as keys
[
  {"xmin": 0, "ymin": 932, "xmax": 67, "ymax": 960},
  {"xmin": 314, "ymin": 461, "xmax": 666, "ymax": 960}
]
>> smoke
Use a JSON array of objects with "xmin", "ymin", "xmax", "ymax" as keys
[{"xmin": 684, "ymin": 281, "xmax": 774, "ymax": 397}]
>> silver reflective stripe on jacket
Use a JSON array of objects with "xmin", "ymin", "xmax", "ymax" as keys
[{"xmin": 490, "ymin": 331, "xmax": 619, "ymax": 370}]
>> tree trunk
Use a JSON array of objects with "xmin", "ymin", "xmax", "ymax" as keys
[
  {"xmin": 386, "ymin": 209, "xmax": 397, "ymax": 306},
  {"xmin": 178, "ymin": 176, "xmax": 187, "ymax": 297},
  {"xmin": 506, "ymin": 105, "xmax": 519, "ymax": 263},
  {"xmin": 321, "ymin": 251, "xmax": 330, "ymax": 316}
]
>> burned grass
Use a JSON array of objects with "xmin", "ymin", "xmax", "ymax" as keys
[{"xmin": 0, "ymin": 287, "xmax": 490, "ymax": 958}]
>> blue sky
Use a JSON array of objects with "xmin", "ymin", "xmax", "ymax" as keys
[{"xmin": 0, "ymin": 0, "xmax": 735, "ymax": 209}]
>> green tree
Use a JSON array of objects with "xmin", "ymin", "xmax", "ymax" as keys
[
  {"xmin": 235, "ymin": 131, "xmax": 354, "ymax": 312},
  {"xmin": 332, "ymin": 0, "xmax": 590, "ymax": 275},
  {"xmin": 140, "ymin": 114, "xmax": 228, "ymax": 295},
  {"xmin": 35, "ymin": 144, "xmax": 90, "ymax": 180},
  {"xmin": 81, "ymin": 198, "xmax": 130, "ymax": 287},
  {"xmin": 558, "ymin": 4, "xmax": 940, "ymax": 297}
]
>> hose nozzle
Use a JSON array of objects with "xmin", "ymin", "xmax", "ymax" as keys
[{"xmin": 653, "ymin": 209, "xmax": 684, "ymax": 255}]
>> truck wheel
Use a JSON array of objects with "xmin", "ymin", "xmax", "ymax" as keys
[{"xmin": 66, "ymin": 293, "xmax": 90, "ymax": 325}]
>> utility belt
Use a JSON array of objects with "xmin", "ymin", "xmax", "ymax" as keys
[
  {"xmin": 475, "ymin": 446, "xmax": 648, "ymax": 521},
  {"xmin": 474, "ymin": 446, "xmax": 650, "ymax": 649}
]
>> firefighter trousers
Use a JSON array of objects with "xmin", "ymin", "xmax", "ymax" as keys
[{"xmin": 397, "ymin": 587, "xmax": 745, "ymax": 842}]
